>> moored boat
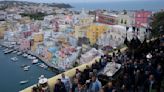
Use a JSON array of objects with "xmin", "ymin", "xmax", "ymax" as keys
[
  {"xmin": 20, "ymin": 80, "xmax": 29, "ymax": 84},
  {"xmin": 32, "ymin": 59, "xmax": 39, "ymax": 64},
  {"xmin": 11, "ymin": 57, "xmax": 18, "ymax": 62}
]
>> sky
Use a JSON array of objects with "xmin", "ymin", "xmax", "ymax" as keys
[{"xmin": 1, "ymin": 0, "xmax": 163, "ymax": 3}]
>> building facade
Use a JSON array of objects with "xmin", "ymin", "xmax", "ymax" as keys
[{"xmin": 135, "ymin": 10, "xmax": 152, "ymax": 27}]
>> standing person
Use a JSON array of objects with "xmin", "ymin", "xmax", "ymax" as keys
[
  {"xmin": 54, "ymin": 79, "xmax": 66, "ymax": 92},
  {"xmin": 61, "ymin": 73, "xmax": 72, "ymax": 92},
  {"xmin": 71, "ymin": 77, "xmax": 79, "ymax": 92},
  {"xmin": 143, "ymin": 74, "xmax": 157, "ymax": 92},
  {"xmin": 89, "ymin": 74, "xmax": 102, "ymax": 92},
  {"xmin": 74, "ymin": 82, "xmax": 87, "ymax": 92},
  {"xmin": 104, "ymin": 81, "xmax": 115, "ymax": 92}
]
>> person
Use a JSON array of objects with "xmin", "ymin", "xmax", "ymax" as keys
[
  {"xmin": 61, "ymin": 73, "xmax": 72, "ymax": 92},
  {"xmin": 74, "ymin": 82, "xmax": 87, "ymax": 92},
  {"xmin": 89, "ymin": 74, "xmax": 102, "ymax": 92},
  {"xmin": 104, "ymin": 81, "xmax": 115, "ymax": 92},
  {"xmin": 54, "ymin": 79, "xmax": 66, "ymax": 92},
  {"xmin": 71, "ymin": 77, "xmax": 79, "ymax": 92},
  {"xmin": 143, "ymin": 74, "xmax": 157, "ymax": 92}
]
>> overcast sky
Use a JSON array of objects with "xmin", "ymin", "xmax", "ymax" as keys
[{"xmin": 0, "ymin": 0, "xmax": 163, "ymax": 3}]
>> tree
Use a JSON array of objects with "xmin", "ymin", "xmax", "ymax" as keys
[{"xmin": 150, "ymin": 11, "xmax": 164, "ymax": 37}]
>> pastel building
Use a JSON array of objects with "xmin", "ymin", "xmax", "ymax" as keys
[
  {"xmin": 135, "ymin": 10, "xmax": 152, "ymax": 27},
  {"xmin": 86, "ymin": 24, "xmax": 108, "ymax": 44},
  {"xmin": 117, "ymin": 14, "xmax": 135, "ymax": 26},
  {"xmin": 33, "ymin": 32, "xmax": 44, "ymax": 42},
  {"xmin": 19, "ymin": 38, "xmax": 30, "ymax": 51}
]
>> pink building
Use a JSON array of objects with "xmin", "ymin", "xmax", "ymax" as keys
[
  {"xmin": 19, "ymin": 39, "xmax": 30, "ymax": 51},
  {"xmin": 135, "ymin": 10, "xmax": 152, "ymax": 27}
]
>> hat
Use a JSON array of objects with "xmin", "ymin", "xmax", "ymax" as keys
[
  {"xmin": 146, "ymin": 53, "xmax": 152, "ymax": 59},
  {"xmin": 38, "ymin": 75, "xmax": 48, "ymax": 84}
]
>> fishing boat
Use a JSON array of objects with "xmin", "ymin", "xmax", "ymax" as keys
[
  {"xmin": 20, "ymin": 80, "xmax": 29, "ymax": 84},
  {"xmin": 11, "ymin": 57, "xmax": 18, "ymax": 62},
  {"xmin": 32, "ymin": 59, "xmax": 38, "ymax": 64}
]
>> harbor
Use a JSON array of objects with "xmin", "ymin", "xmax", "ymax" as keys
[{"xmin": 0, "ymin": 46, "xmax": 56, "ymax": 92}]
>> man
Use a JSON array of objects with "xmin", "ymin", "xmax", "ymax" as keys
[
  {"xmin": 74, "ymin": 82, "xmax": 87, "ymax": 92},
  {"xmin": 144, "ymin": 74, "xmax": 157, "ymax": 92},
  {"xmin": 104, "ymin": 81, "xmax": 117, "ymax": 92},
  {"xmin": 61, "ymin": 73, "xmax": 72, "ymax": 92},
  {"xmin": 89, "ymin": 74, "xmax": 102, "ymax": 92},
  {"xmin": 54, "ymin": 79, "xmax": 66, "ymax": 92}
]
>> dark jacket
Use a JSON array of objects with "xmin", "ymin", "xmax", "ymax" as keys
[{"xmin": 54, "ymin": 82, "xmax": 66, "ymax": 92}]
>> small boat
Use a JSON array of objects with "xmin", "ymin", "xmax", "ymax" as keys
[
  {"xmin": 17, "ymin": 52, "xmax": 22, "ymax": 55},
  {"xmin": 11, "ymin": 57, "xmax": 18, "ymax": 62},
  {"xmin": 21, "ymin": 64, "xmax": 28, "ymax": 68},
  {"xmin": 31, "ymin": 56, "xmax": 36, "ymax": 60},
  {"xmin": 20, "ymin": 80, "xmax": 29, "ymax": 84},
  {"xmin": 12, "ymin": 51, "xmax": 17, "ymax": 54},
  {"xmin": 32, "ymin": 59, "xmax": 39, "ymax": 64},
  {"xmin": 39, "ymin": 64, "xmax": 48, "ymax": 69},
  {"xmin": 23, "ymin": 66, "xmax": 30, "ymax": 71},
  {"xmin": 23, "ymin": 67, "xmax": 29, "ymax": 71},
  {"xmin": 3, "ymin": 48, "xmax": 8, "ymax": 52},
  {"xmin": 22, "ymin": 53, "xmax": 28, "ymax": 58},
  {"xmin": 27, "ymin": 55, "xmax": 33, "ymax": 59}
]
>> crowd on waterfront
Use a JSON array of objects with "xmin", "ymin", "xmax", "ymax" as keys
[{"xmin": 32, "ymin": 37, "xmax": 164, "ymax": 92}]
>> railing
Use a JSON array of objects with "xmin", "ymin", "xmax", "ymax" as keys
[{"xmin": 21, "ymin": 47, "xmax": 127, "ymax": 92}]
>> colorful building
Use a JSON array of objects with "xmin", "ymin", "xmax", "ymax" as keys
[
  {"xmin": 97, "ymin": 14, "xmax": 117, "ymax": 25},
  {"xmin": 86, "ymin": 24, "xmax": 108, "ymax": 44},
  {"xmin": 33, "ymin": 32, "xmax": 44, "ymax": 42},
  {"xmin": 135, "ymin": 10, "xmax": 152, "ymax": 27},
  {"xmin": 19, "ymin": 38, "xmax": 30, "ymax": 51},
  {"xmin": 117, "ymin": 14, "xmax": 135, "ymax": 26}
]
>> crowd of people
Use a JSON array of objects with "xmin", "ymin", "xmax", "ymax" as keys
[
  {"xmin": 53, "ymin": 37, "xmax": 163, "ymax": 92},
  {"xmin": 32, "ymin": 37, "xmax": 164, "ymax": 92}
]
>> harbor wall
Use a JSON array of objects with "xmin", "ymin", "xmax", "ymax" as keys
[{"xmin": 21, "ymin": 47, "xmax": 127, "ymax": 92}]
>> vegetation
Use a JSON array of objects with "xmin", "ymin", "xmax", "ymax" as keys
[
  {"xmin": 150, "ymin": 11, "xmax": 164, "ymax": 37},
  {"xmin": 20, "ymin": 12, "xmax": 46, "ymax": 20}
]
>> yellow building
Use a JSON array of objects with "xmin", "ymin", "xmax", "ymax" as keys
[
  {"xmin": 33, "ymin": 32, "xmax": 44, "ymax": 42},
  {"xmin": 86, "ymin": 24, "xmax": 108, "ymax": 44}
]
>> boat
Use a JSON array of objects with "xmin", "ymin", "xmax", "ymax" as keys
[
  {"xmin": 12, "ymin": 50, "xmax": 17, "ymax": 54},
  {"xmin": 4, "ymin": 49, "xmax": 13, "ymax": 54},
  {"xmin": 31, "ymin": 56, "xmax": 36, "ymax": 60},
  {"xmin": 17, "ymin": 52, "xmax": 22, "ymax": 55},
  {"xmin": 20, "ymin": 80, "xmax": 29, "ymax": 84},
  {"xmin": 23, "ymin": 67, "xmax": 29, "ymax": 71},
  {"xmin": 39, "ymin": 63, "xmax": 48, "ymax": 69},
  {"xmin": 21, "ymin": 64, "xmax": 28, "ymax": 68},
  {"xmin": 23, "ymin": 66, "xmax": 30, "ymax": 71},
  {"xmin": 22, "ymin": 53, "xmax": 28, "ymax": 57},
  {"xmin": 27, "ymin": 55, "xmax": 33, "ymax": 59},
  {"xmin": 32, "ymin": 59, "xmax": 39, "ymax": 64},
  {"xmin": 11, "ymin": 57, "xmax": 18, "ymax": 62}
]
